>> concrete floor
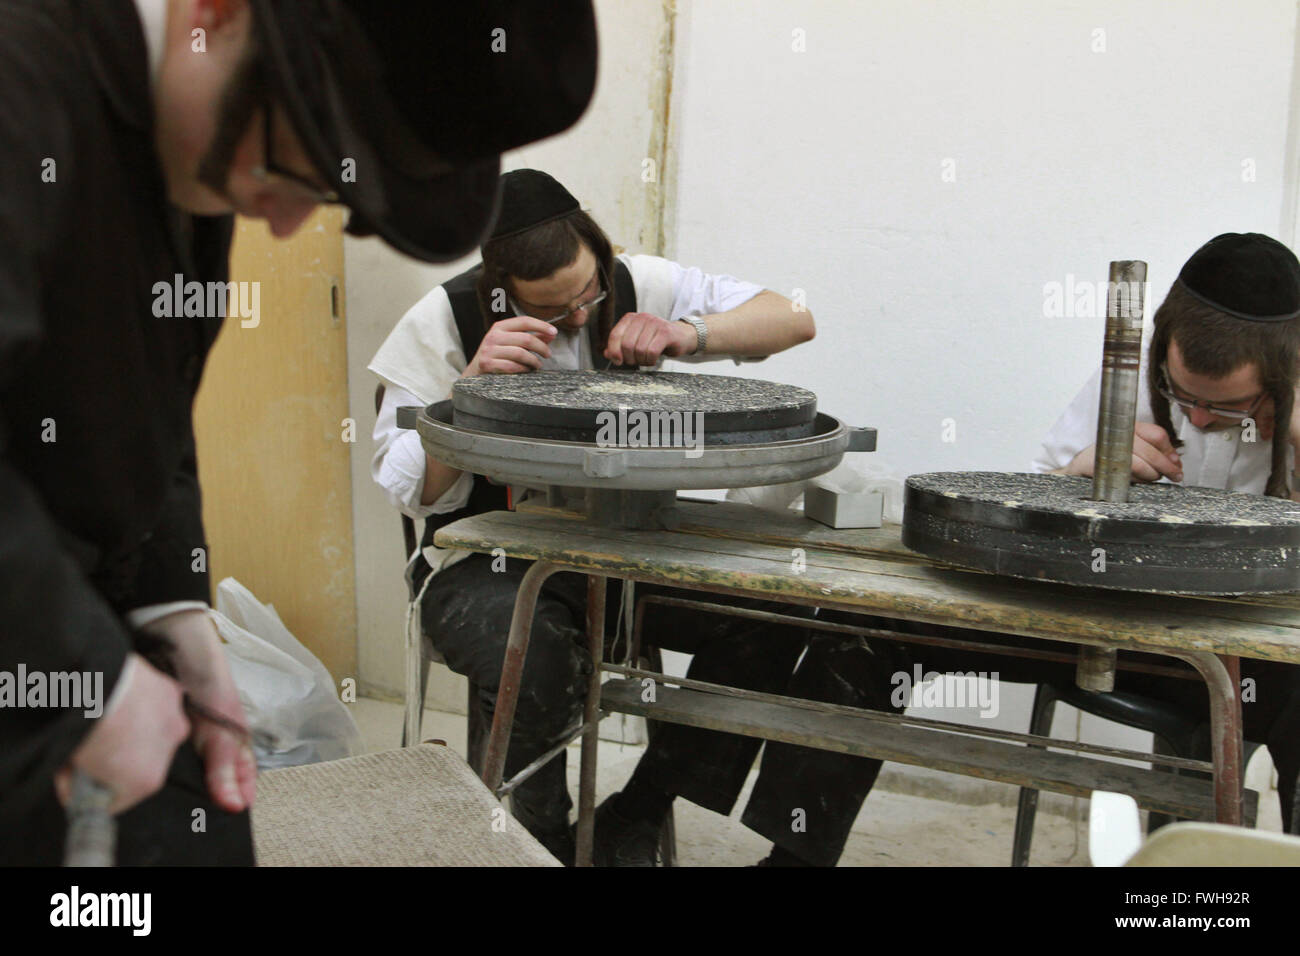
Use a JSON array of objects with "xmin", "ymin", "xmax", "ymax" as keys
[{"xmin": 349, "ymin": 696, "xmax": 1118, "ymax": 866}]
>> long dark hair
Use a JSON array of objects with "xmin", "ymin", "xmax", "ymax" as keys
[
  {"xmin": 1147, "ymin": 280, "xmax": 1299, "ymax": 498},
  {"xmin": 475, "ymin": 209, "xmax": 616, "ymax": 351}
]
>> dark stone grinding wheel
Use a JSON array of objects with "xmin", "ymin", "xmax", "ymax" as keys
[
  {"xmin": 902, "ymin": 472, "xmax": 1300, "ymax": 594},
  {"xmin": 452, "ymin": 369, "xmax": 818, "ymax": 444}
]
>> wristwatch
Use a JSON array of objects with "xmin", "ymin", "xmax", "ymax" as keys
[{"xmin": 678, "ymin": 315, "xmax": 708, "ymax": 355}]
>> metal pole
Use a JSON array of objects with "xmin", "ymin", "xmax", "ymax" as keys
[
  {"xmin": 575, "ymin": 575, "xmax": 606, "ymax": 868},
  {"xmin": 1079, "ymin": 260, "xmax": 1147, "ymax": 691},
  {"xmin": 1091, "ymin": 260, "xmax": 1148, "ymax": 504},
  {"xmin": 482, "ymin": 561, "xmax": 559, "ymax": 794},
  {"xmin": 1174, "ymin": 652, "xmax": 1244, "ymax": 826}
]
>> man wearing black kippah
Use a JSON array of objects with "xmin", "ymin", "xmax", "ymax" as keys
[
  {"xmin": 371, "ymin": 169, "xmax": 818, "ymax": 865},
  {"xmin": 737, "ymin": 233, "xmax": 1300, "ymax": 866},
  {"xmin": 1043, "ymin": 232, "xmax": 1300, "ymax": 499}
]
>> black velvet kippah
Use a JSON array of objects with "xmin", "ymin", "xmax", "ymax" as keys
[
  {"xmin": 1175, "ymin": 232, "xmax": 1300, "ymax": 322},
  {"xmin": 487, "ymin": 169, "xmax": 580, "ymax": 242}
]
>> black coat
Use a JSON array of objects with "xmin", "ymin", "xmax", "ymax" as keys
[{"xmin": 0, "ymin": 0, "xmax": 233, "ymax": 814}]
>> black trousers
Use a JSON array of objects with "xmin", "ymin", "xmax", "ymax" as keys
[
  {"xmin": 740, "ymin": 612, "xmax": 1300, "ymax": 865},
  {"xmin": 1, "ymin": 739, "xmax": 255, "ymax": 866},
  {"xmin": 420, "ymin": 554, "xmax": 810, "ymax": 840}
]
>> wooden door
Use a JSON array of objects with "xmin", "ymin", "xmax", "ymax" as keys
[{"xmin": 193, "ymin": 207, "xmax": 356, "ymax": 680}]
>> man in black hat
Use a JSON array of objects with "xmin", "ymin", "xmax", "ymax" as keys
[
  {"xmin": 736, "ymin": 233, "xmax": 1300, "ymax": 866},
  {"xmin": 371, "ymin": 168, "xmax": 818, "ymax": 865},
  {"xmin": 0, "ymin": 0, "xmax": 596, "ymax": 865}
]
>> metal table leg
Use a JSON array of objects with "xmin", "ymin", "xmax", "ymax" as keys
[
  {"xmin": 1177, "ymin": 651, "xmax": 1244, "ymax": 825},
  {"xmin": 481, "ymin": 561, "xmax": 562, "ymax": 794},
  {"xmin": 575, "ymin": 575, "xmax": 607, "ymax": 867}
]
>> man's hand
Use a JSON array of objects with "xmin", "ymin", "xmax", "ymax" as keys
[
  {"xmin": 55, "ymin": 654, "xmax": 189, "ymax": 815},
  {"xmin": 603, "ymin": 312, "xmax": 696, "ymax": 366},
  {"xmin": 1059, "ymin": 422, "xmax": 1184, "ymax": 483},
  {"xmin": 465, "ymin": 317, "xmax": 557, "ymax": 375},
  {"xmin": 141, "ymin": 610, "xmax": 257, "ymax": 813}
]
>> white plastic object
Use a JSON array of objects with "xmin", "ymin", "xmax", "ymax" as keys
[
  {"xmin": 214, "ymin": 577, "xmax": 362, "ymax": 769},
  {"xmin": 1089, "ymin": 790, "xmax": 1143, "ymax": 866}
]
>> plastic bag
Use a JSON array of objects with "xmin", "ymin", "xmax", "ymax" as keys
[{"xmin": 213, "ymin": 577, "xmax": 362, "ymax": 770}]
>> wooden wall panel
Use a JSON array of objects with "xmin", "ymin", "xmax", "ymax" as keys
[{"xmin": 194, "ymin": 207, "xmax": 356, "ymax": 681}]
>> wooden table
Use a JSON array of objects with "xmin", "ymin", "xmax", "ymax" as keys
[{"xmin": 435, "ymin": 499, "xmax": 1300, "ymax": 865}]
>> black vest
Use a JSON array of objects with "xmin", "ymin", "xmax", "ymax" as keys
[{"xmin": 418, "ymin": 259, "xmax": 638, "ymax": 553}]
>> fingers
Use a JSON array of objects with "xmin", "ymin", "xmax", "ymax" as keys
[
  {"xmin": 613, "ymin": 322, "xmax": 650, "ymax": 366},
  {"xmin": 493, "ymin": 316, "xmax": 558, "ymax": 337},
  {"xmin": 1071, "ymin": 425, "xmax": 1182, "ymax": 483},
  {"xmin": 1134, "ymin": 422, "xmax": 1177, "ymax": 458},
  {"xmin": 478, "ymin": 346, "xmax": 546, "ymax": 374},
  {"xmin": 476, "ymin": 323, "xmax": 555, "ymax": 374},
  {"xmin": 58, "ymin": 655, "xmax": 190, "ymax": 815},
  {"xmin": 1129, "ymin": 451, "xmax": 1162, "ymax": 483},
  {"xmin": 1132, "ymin": 424, "xmax": 1182, "ymax": 482},
  {"xmin": 490, "ymin": 330, "xmax": 554, "ymax": 356},
  {"xmin": 603, "ymin": 313, "xmax": 631, "ymax": 362},
  {"xmin": 195, "ymin": 721, "xmax": 256, "ymax": 812},
  {"xmin": 1065, "ymin": 432, "xmax": 1183, "ymax": 484},
  {"xmin": 605, "ymin": 312, "xmax": 673, "ymax": 366}
]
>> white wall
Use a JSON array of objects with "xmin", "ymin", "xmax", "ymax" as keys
[{"xmin": 669, "ymin": 0, "xmax": 1297, "ymax": 471}]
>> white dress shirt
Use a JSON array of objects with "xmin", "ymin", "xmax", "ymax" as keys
[
  {"xmin": 370, "ymin": 253, "xmax": 765, "ymax": 573},
  {"xmin": 1031, "ymin": 353, "xmax": 1292, "ymax": 495}
]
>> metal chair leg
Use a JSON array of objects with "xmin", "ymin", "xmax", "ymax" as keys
[
  {"xmin": 660, "ymin": 803, "xmax": 677, "ymax": 867},
  {"xmin": 402, "ymin": 602, "xmax": 427, "ymax": 748},
  {"xmin": 483, "ymin": 561, "xmax": 560, "ymax": 792},
  {"xmin": 643, "ymin": 625, "xmax": 678, "ymax": 866},
  {"xmin": 576, "ymin": 575, "xmax": 606, "ymax": 867},
  {"xmin": 465, "ymin": 680, "xmax": 487, "ymax": 775},
  {"xmin": 1150, "ymin": 738, "xmax": 1262, "ymax": 833},
  {"xmin": 1291, "ymin": 767, "xmax": 1299, "ymax": 836},
  {"xmin": 1146, "ymin": 734, "xmax": 1180, "ymax": 833},
  {"xmin": 1012, "ymin": 683, "xmax": 1058, "ymax": 866}
]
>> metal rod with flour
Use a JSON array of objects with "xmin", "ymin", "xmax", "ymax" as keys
[{"xmin": 1077, "ymin": 260, "xmax": 1147, "ymax": 692}]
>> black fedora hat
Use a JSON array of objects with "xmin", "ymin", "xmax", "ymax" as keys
[{"xmin": 249, "ymin": 0, "xmax": 598, "ymax": 262}]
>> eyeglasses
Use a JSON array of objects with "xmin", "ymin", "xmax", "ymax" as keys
[
  {"xmin": 1156, "ymin": 362, "xmax": 1266, "ymax": 421},
  {"xmin": 251, "ymin": 104, "xmax": 339, "ymax": 205},
  {"xmin": 510, "ymin": 264, "xmax": 608, "ymax": 325}
]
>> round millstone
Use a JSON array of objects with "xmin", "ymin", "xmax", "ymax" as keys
[
  {"xmin": 452, "ymin": 369, "xmax": 818, "ymax": 444},
  {"xmin": 902, "ymin": 471, "xmax": 1300, "ymax": 595}
]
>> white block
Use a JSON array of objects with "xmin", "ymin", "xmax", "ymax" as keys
[{"xmin": 804, "ymin": 485, "xmax": 883, "ymax": 529}]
